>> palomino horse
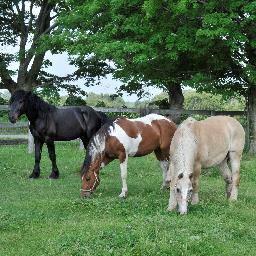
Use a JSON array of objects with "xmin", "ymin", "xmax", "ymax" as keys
[
  {"xmin": 9, "ymin": 90, "xmax": 109, "ymax": 179},
  {"xmin": 167, "ymin": 116, "xmax": 245, "ymax": 214},
  {"xmin": 80, "ymin": 114, "xmax": 177, "ymax": 198}
]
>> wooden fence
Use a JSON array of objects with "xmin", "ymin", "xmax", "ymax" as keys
[{"xmin": 0, "ymin": 105, "xmax": 246, "ymax": 153}]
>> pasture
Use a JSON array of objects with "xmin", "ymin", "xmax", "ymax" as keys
[{"xmin": 0, "ymin": 143, "xmax": 256, "ymax": 255}]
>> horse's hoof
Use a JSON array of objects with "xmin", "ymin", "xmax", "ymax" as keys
[
  {"xmin": 191, "ymin": 194, "xmax": 199, "ymax": 205},
  {"xmin": 48, "ymin": 173, "xmax": 59, "ymax": 179},
  {"xmin": 191, "ymin": 200, "xmax": 199, "ymax": 205},
  {"xmin": 179, "ymin": 211, "xmax": 188, "ymax": 215},
  {"xmin": 119, "ymin": 192, "xmax": 128, "ymax": 198},
  {"xmin": 161, "ymin": 185, "xmax": 170, "ymax": 190},
  {"xmin": 29, "ymin": 172, "xmax": 40, "ymax": 179},
  {"xmin": 228, "ymin": 196, "xmax": 237, "ymax": 202},
  {"xmin": 167, "ymin": 207, "xmax": 175, "ymax": 212}
]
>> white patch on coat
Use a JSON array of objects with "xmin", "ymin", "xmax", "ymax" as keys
[
  {"xmin": 128, "ymin": 113, "xmax": 171, "ymax": 125},
  {"xmin": 89, "ymin": 133, "xmax": 106, "ymax": 161},
  {"xmin": 109, "ymin": 123, "xmax": 142, "ymax": 156}
]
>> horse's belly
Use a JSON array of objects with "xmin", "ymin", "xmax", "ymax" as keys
[{"xmin": 200, "ymin": 150, "xmax": 229, "ymax": 168}]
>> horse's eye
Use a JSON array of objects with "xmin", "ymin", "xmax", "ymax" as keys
[
  {"xmin": 85, "ymin": 177, "xmax": 91, "ymax": 181},
  {"xmin": 176, "ymin": 188, "xmax": 181, "ymax": 193},
  {"xmin": 19, "ymin": 100, "xmax": 23, "ymax": 104},
  {"xmin": 189, "ymin": 189, "xmax": 193, "ymax": 193}
]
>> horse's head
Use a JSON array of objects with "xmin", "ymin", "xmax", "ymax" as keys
[
  {"xmin": 174, "ymin": 173, "xmax": 193, "ymax": 215},
  {"xmin": 9, "ymin": 90, "xmax": 31, "ymax": 123},
  {"xmin": 80, "ymin": 159, "xmax": 101, "ymax": 198}
]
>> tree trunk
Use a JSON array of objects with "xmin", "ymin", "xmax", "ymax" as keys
[
  {"xmin": 247, "ymin": 86, "xmax": 256, "ymax": 154},
  {"xmin": 168, "ymin": 84, "xmax": 184, "ymax": 123}
]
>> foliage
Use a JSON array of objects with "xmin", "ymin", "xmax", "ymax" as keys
[
  {"xmin": 0, "ymin": 96, "xmax": 7, "ymax": 105},
  {"xmin": 54, "ymin": 0, "xmax": 206, "ymax": 100},
  {"xmin": 64, "ymin": 95, "xmax": 86, "ymax": 106},
  {"xmin": 149, "ymin": 90, "xmax": 246, "ymax": 110},
  {"xmin": 0, "ymin": 143, "xmax": 256, "ymax": 255},
  {"xmin": 0, "ymin": 95, "xmax": 8, "ymax": 119},
  {"xmin": 149, "ymin": 92, "xmax": 170, "ymax": 109},
  {"xmin": 35, "ymin": 86, "xmax": 61, "ymax": 106},
  {"xmin": 0, "ymin": 0, "xmax": 110, "ymax": 97},
  {"xmin": 0, "ymin": 1, "xmax": 64, "ymax": 92},
  {"xmin": 185, "ymin": 0, "xmax": 256, "ymax": 96},
  {"xmin": 184, "ymin": 91, "xmax": 246, "ymax": 111},
  {"xmin": 86, "ymin": 92, "xmax": 126, "ymax": 108}
]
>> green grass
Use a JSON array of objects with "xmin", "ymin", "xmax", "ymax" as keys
[{"xmin": 0, "ymin": 143, "xmax": 256, "ymax": 256}]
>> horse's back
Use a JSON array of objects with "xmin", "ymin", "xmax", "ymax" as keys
[
  {"xmin": 197, "ymin": 116, "xmax": 245, "ymax": 149},
  {"xmin": 194, "ymin": 116, "xmax": 245, "ymax": 166},
  {"xmin": 109, "ymin": 114, "xmax": 176, "ymax": 157},
  {"xmin": 52, "ymin": 106, "xmax": 105, "ymax": 141}
]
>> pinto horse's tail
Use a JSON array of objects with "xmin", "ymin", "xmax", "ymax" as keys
[{"xmin": 96, "ymin": 111, "xmax": 110, "ymax": 126}]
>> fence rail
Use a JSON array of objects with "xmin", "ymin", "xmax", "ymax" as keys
[
  {"xmin": 0, "ymin": 105, "xmax": 246, "ymax": 116},
  {"xmin": 0, "ymin": 105, "xmax": 246, "ymax": 152}
]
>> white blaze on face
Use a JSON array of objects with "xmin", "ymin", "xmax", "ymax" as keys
[
  {"xmin": 109, "ymin": 123, "xmax": 142, "ymax": 156},
  {"xmin": 175, "ymin": 177, "xmax": 192, "ymax": 214}
]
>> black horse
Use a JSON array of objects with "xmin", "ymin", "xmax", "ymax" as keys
[{"xmin": 9, "ymin": 90, "xmax": 109, "ymax": 179}]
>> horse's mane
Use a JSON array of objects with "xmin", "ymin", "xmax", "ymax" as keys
[
  {"xmin": 10, "ymin": 90, "xmax": 56, "ymax": 118},
  {"xmin": 81, "ymin": 120, "xmax": 115, "ymax": 176},
  {"xmin": 27, "ymin": 92, "xmax": 56, "ymax": 113}
]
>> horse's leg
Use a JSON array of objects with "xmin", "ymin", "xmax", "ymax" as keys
[
  {"xmin": 229, "ymin": 152, "xmax": 242, "ymax": 201},
  {"xmin": 119, "ymin": 155, "xmax": 128, "ymax": 198},
  {"xmin": 167, "ymin": 188, "xmax": 177, "ymax": 212},
  {"xmin": 154, "ymin": 148, "xmax": 169, "ymax": 189},
  {"xmin": 191, "ymin": 162, "xmax": 201, "ymax": 205},
  {"xmin": 80, "ymin": 136, "xmax": 89, "ymax": 149},
  {"xmin": 29, "ymin": 138, "xmax": 43, "ymax": 178},
  {"xmin": 160, "ymin": 160, "xmax": 169, "ymax": 189},
  {"xmin": 167, "ymin": 163, "xmax": 177, "ymax": 211},
  {"xmin": 218, "ymin": 158, "xmax": 232, "ymax": 199},
  {"xmin": 47, "ymin": 141, "xmax": 59, "ymax": 179}
]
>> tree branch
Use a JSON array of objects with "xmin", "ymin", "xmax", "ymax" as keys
[
  {"xmin": 43, "ymin": 22, "xmax": 58, "ymax": 34},
  {"xmin": 0, "ymin": 57, "xmax": 17, "ymax": 92},
  {"xmin": 27, "ymin": 0, "xmax": 35, "ymax": 32},
  {"xmin": 25, "ymin": 1, "xmax": 56, "ymax": 89}
]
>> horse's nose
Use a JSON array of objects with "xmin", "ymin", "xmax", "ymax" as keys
[
  {"xmin": 9, "ymin": 113, "xmax": 17, "ymax": 123},
  {"xmin": 80, "ymin": 191, "xmax": 92, "ymax": 198}
]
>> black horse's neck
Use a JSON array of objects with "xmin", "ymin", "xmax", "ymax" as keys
[{"xmin": 25, "ymin": 93, "xmax": 56, "ymax": 123}]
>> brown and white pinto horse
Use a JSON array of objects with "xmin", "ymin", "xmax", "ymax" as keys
[{"xmin": 80, "ymin": 114, "xmax": 177, "ymax": 198}]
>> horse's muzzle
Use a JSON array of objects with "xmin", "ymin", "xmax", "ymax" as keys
[
  {"xmin": 80, "ymin": 191, "xmax": 93, "ymax": 198},
  {"xmin": 9, "ymin": 112, "xmax": 18, "ymax": 124}
]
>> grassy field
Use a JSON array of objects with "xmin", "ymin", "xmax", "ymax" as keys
[{"xmin": 0, "ymin": 143, "xmax": 256, "ymax": 256}]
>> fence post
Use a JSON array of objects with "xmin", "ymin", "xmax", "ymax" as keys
[{"xmin": 28, "ymin": 128, "xmax": 34, "ymax": 154}]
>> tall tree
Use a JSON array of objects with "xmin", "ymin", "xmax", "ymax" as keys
[
  {"xmin": 0, "ymin": 0, "xmax": 62, "ymax": 93},
  {"xmin": 54, "ymin": 0, "xmax": 209, "ymax": 121},
  {"xmin": 186, "ymin": 0, "xmax": 256, "ymax": 153},
  {"xmin": 0, "ymin": 0, "xmax": 112, "ymax": 95}
]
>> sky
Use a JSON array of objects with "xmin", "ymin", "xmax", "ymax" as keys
[
  {"xmin": 44, "ymin": 52, "xmax": 163, "ymax": 102},
  {"xmin": 0, "ymin": 1, "xmax": 163, "ymax": 102},
  {"xmin": 0, "ymin": 49, "xmax": 163, "ymax": 102}
]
